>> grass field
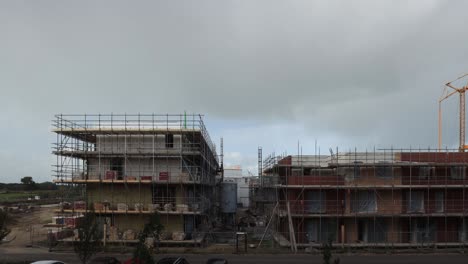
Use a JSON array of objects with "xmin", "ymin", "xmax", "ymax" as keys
[{"xmin": 0, "ymin": 190, "xmax": 60, "ymax": 203}]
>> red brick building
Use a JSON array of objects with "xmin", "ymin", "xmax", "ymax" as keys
[{"xmin": 262, "ymin": 151, "xmax": 468, "ymax": 248}]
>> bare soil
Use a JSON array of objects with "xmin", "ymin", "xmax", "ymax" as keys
[{"xmin": 3, "ymin": 206, "xmax": 56, "ymax": 248}]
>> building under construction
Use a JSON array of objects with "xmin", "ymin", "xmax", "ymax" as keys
[
  {"xmin": 52, "ymin": 114, "xmax": 220, "ymax": 245},
  {"xmin": 255, "ymin": 149, "xmax": 468, "ymax": 250}
]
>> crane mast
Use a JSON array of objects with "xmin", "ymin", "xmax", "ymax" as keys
[
  {"xmin": 461, "ymin": 90, "xmax": 466, "ymax": 151},
  {"xmin": 439, "ymin": 73, "xmax": 468, "ymax": 152}
]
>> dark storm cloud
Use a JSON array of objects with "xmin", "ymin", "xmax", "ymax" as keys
[{"xmin": 0, "ymin": 0, "xmax": 467, "ymax": 182}]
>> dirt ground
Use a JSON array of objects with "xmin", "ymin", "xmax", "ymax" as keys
[{"xmin": 3, "ymin": 205, "xmax": 56, "ymax": 248}]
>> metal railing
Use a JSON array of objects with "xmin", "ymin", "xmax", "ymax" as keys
[
  {"xmin": 53, "ymin": 165, "xmax": 211, "ymax": 184},
  {"xmin": 53, "ymin": 114, "xmax": 218, "ymax": 164}
]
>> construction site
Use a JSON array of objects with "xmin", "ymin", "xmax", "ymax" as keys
[
  {"xmin": 250, "ymin": 149, "xmax": 468, "ymax": 252},
  {"xmin": 42, "ymin": 74, "xmax": 468, "ymax": 254},
  {"xmin": 52, "ymin": 114, "xmax": 222, "ymax": 246},
  {"xmin": 248, "ymin": 74, "xmax": 468, "ymax": 252}
]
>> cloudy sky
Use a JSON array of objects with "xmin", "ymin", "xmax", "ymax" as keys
[{"xmin": 1, "ymin": 0, "xmax": 468, "ymax": 183}]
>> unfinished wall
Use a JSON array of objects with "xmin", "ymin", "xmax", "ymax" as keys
[
  {"xmin": 125, "ymin": 158, "xmax": 181, "ymax": 178},
  {"xmin": 341, "ymin": 167, "xmax": 402, "ymax": 186},
  {"xmin": 114, "ymin": 214, "xmax": 151, "ymax": 231},
  {"xmin": 175, "ymin": 186, "xmax": 186, "ymax": 205},
  {"xmin": 159, "ymin": 215, "xmax": 184, "ymax": 233},
  {"xmin": 287, "ymin": 175, "xmax": 344, "ymax": 186},
  {"xmin": 108, "ymin": 214, "xmax": 184, "ymax": 236},
  {"xmin": 377, "ymin": 190, "xmax": 402, "ymax": 215},
  {"xmin": 96, "ymin": 135, "xmax": 182, "ymax": 153},
  {"xmin": 344, "ymin": 218, "xmax": 358, "ymax": 243},
  {"xmin": 86, "ymin": 184, "xmax": 152, "ymax": 209},
  {"xmin": 386, "ymin": 218, "xmax": 401, "ymax": 243},
  {"xmin": 87, "ymin": 158, "xmax": 182, "ymax": 180},
  {"xmin": 436, "ymin": 217, "xmax": 459, "ymax": 242},
  {"xmin": 445, "ymin": 189, "xmax": 468, "ymax": 213},
  {"xmin": 86, "ymin": 158, "xmax": 111, "ymax": 179},
  {"xmin": 325, "ymin": 190, "xmax": 345, "ymax": 214}
]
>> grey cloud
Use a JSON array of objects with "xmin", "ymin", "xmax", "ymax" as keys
[{"xmin": 1, "ymin": 0, "xmax": 468, "ymax": 182}]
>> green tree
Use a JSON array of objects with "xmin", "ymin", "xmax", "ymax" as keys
[
  {"xmin": 0, "ymin": 209, "xmax": 11, "ymax": 243},
  {"xmin": 133, "ymin": 212, "xmax": 164, "ymax": 264},
  {"xmin": 20, "ymin": 176, "xmax": 35, "ymax": 185},
  {"xmin": 74, "ymin": 206, "xmax": 101, "ymax": 264},
  {"xmin": 322, "ymin": 238, "xmax": 340, "ymax": 264},
  {"xmin": 20, "ymin": 176, "xmax": 37, "ymax": 191}
]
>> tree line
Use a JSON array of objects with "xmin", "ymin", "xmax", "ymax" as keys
[{"xmin": 0, "ymin": 177, "xmax": 58, "ymax": 191}]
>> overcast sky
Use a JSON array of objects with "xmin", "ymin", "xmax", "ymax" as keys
[{"xmin": 1, "ymin": 0, "xmax": 468, "ymax": 183}]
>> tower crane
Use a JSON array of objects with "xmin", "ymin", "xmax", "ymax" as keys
[{"xmin": 439, "ymin": 73, "xmax": 468, "ymax": 151}]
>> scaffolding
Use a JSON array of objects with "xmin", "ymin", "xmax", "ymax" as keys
[
  {"xmin": 52, "ymin": 114, "xmax": 220, "ymax": 246},
  {"xmin": 252, "ymin": 147, "xmax": 468, "ymax": 251}
]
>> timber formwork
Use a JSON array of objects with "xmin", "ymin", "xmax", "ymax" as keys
[
  {"xmin": 257, "ymin": 149, "xmax": 468, "ymax": 250},
  {"xmin": 52, "ymin": 114, "xmax": 219, "ymax": 245}
]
